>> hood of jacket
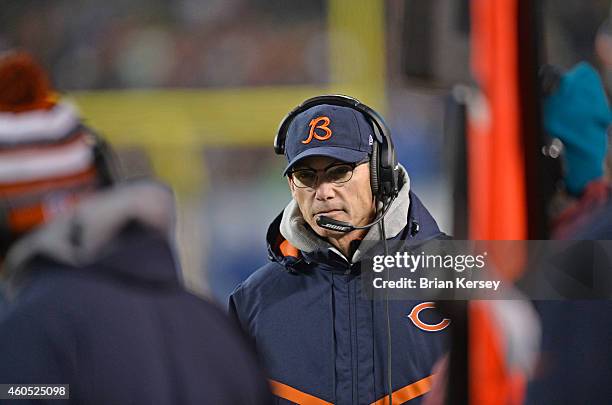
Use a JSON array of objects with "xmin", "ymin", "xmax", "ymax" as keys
[
  {"xmin": 2, "ymin": 180, "xmax": 180, "ymax": 298},
  {"xmin": 266, "ymin": 165, "xmax": 446, "ymax": 271}
]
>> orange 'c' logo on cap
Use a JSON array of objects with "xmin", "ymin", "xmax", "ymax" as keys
[{"xmin": 303, "ymin": 116, "xmax": 332, "ymax": 144}]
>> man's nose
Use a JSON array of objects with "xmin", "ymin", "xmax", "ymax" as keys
[{"xmin": 314, "ymin": 180, "xmax": 336, "ymax": 200}]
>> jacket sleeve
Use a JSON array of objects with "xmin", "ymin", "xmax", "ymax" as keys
[{"xmin": 228, "ymin": 283, "xmax": 250, "ymax": 334}]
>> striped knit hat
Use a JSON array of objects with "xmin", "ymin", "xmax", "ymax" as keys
[{"xmin": 0, "ymin": 51, "xmax": 114, "ymax": 252}]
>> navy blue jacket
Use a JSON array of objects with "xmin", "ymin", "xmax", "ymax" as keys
[
  {"xmin": 0, "ymin": 223, "xmax": 271, "ymax": 404},
  {"xmin": 230, "ymin": 191, "xmax": 449, "ymax": 404},
  {"xmin": 527, "ymin": 197, "xmax": 612, "ymax": 404}
]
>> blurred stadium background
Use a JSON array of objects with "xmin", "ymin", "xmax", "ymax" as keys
[{"xmin": 1, "ymin": 0, "xmax": 609, "ymax": 304}]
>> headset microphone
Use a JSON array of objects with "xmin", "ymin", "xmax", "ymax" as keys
[
  {"xmin": 316, "ymin": 216, "xmax": 355, "ymax": 232},
  {"xmin": 316, "ymin": 198, "xmax": 393, "ymax": 233}
]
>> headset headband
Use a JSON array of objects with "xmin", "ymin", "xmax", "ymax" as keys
[{"xmin": 274, "ymin": 94, "xmax": 390, "ymax": 156}]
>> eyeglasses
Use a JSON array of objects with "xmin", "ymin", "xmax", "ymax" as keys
[{"xmin": 289, "ymin": 159, "xmax": 369, "ymax": 189}]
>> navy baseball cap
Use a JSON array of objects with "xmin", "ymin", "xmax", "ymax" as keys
[{"xmin": 283, "ymin": 104, "xmax": 374, "ymax": 175}]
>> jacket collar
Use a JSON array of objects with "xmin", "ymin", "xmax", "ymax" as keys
[{"xmin": 2, "ymin": 181, "xmax": 179, "ymax": 296}]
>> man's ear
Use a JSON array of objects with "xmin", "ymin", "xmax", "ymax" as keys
[{"xmin": 287, "ymin": 177, "xmax": 296, "ymax": 198}]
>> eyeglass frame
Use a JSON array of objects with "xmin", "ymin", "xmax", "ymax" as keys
[{"xmin": 288, "ymin": 157, "xmax": 370, "ymax": 189}]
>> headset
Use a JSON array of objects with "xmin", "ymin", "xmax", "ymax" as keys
[
  {"xmin": 83, "ymin": 124, "xmax": 120, "ymax": 187},
  {"xmin": 275, "ymin": 94, "xmax": 400, "ymax": 204}
]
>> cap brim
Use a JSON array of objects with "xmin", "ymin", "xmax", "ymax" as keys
[{"xmin": 283, "ymin": 146, "xmax": 368, "ymax": 175}]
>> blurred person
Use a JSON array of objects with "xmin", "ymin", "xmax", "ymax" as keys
[
  {"xmin": 595, "ymin": 16, "xmax": 612, "ymax": 174},
  {"xmin": 543, "ymin": 62, "xmax": 612, "ymax": 238},
  {"xmin": 0, "ymin": 51, "xmax": 272, "ymax": 404},
  {"xmin": 229, "ymin": 95, "xmax": 449, "ymax": 404},
  {"xmin": 595, "ymin": 17, "xmax": 612, "ymax": 97},
  {"xmin": 526, "ymin": 61, "xmax": 612, "ymax": 404}
]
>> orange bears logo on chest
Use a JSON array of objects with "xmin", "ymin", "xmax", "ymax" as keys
[{"xmin": 407, "ymin": 302, "xmax": 451, "ymax": 332}]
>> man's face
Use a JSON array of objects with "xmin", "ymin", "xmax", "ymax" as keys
[{"xmin": 288, "ymin": 156, "xmax": 376, "ymax": 238}]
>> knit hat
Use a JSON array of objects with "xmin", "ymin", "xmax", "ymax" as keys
[{"xmin": 0, "ymin": 51, "xmax": 113, "ymax": 251}]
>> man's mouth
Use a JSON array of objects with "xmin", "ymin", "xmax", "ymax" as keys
[{"xmin": 314, "ymin": 209, "xmax": 345, "ymax": 218}]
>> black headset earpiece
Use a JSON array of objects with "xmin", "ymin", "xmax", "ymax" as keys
[
  {"xmin": 375, "ymin": 122, "xmax": 399, "ymax": 201},
  {"xmin": 81, "ymin": 124, "xmax": 120, "ymax": 186},
  {"xmin": 275, "ymin": 94, "xmax": 399, "ymax": 201},
  {"xmin": 370, "ymin": 142, "xmax": 380, "ymax": 197}
]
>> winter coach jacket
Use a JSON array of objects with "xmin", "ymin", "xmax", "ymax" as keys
[{"xmin": 230, "ymin": 167, "xmax": 449, "ymax": 404}]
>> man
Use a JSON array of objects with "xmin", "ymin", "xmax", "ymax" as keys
[
  {"xmin": 0, "ymin": 51, "xmax": 272, "ymax": 404},
  {"xmin": 229, "ymin": 95, "xmax": 449, "ymax": 404}
]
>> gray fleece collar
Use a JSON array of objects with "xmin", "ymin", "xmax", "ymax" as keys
[
  {"xmin": 2, "ymin": 181, "xmax": 176, "ymax": 285},
  {"xmin": 279, "ymin": 164, "xmax": 411, "ymax": 262}
]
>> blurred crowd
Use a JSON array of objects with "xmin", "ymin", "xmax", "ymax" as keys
[{"xmin": 0, "ymin": 0, "xmax": 327, "ymax": 90}]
